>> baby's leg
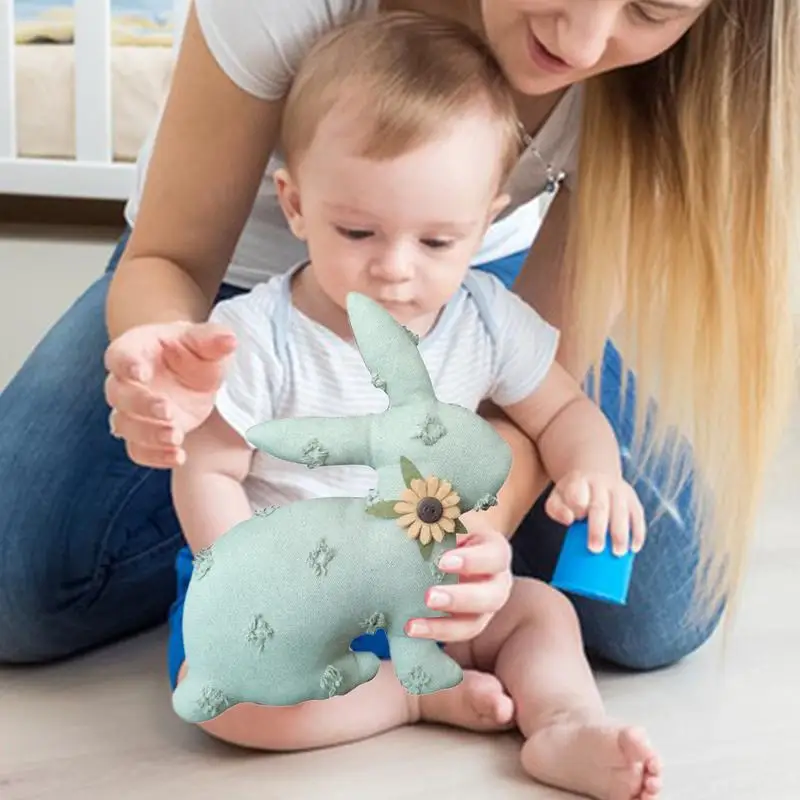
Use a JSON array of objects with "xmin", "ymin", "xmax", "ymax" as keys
[
  {"xmin": 176, "ymin": 660, "xmax": 413, "ymax": 750},
  {"xmin": 464, "ymin": 579, "xmax": 663, "ymax": 800},
  {"xmin": 176, "ymin": 655, "xmax": 514, "ymax": 751}
]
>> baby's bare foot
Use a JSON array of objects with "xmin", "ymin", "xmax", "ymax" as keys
[
  {"xmin": 522, "ymin": 715, "xmax": 662, "ymax": 800},
  {"xmin": 415, "ymin": 669, "xmax": 515, "ymax": 732}
]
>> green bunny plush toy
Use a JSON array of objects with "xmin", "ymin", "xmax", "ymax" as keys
[{"xmin": 172, "ymin": 293, "xmax": 512, "ymax": 723}]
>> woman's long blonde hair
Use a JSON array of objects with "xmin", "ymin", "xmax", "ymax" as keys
[{"xmin": 566, "ymin": 0, "xmax": 799, "ymax": 615}]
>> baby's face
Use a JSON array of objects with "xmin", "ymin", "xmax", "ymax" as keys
[{"xmin": 280, "ymin": 105, "xmax": 509, "ymax": 330}]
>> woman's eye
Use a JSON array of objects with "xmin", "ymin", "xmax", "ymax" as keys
[
  {"xmin": 421, "ymin": 238, "xmax": 454, "ymax": 250},
  {"xmin": 629, "ymin": 4, "xmax": 670, "ymax": 24},
  {"xmin": 336, "ymin": 227, "xmax": 373, "ymax": 240}
]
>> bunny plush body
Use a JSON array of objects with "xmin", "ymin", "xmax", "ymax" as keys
[{"xmin": 172, "ymin": 293, "xmax": 512, "ymax": 723}]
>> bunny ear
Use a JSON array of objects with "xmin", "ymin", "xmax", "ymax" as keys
[{"xmin": 346, "ymin": 293, "xmax": 435, "ymax": 407}]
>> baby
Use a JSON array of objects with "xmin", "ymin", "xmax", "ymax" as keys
[{"xmin": 170, "ymin": 12, "xmax": 661, "ymax": 800}]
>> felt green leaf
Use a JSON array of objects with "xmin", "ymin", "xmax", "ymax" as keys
[
  {"xmin": 365, "ymin": 501, "xmax": 401, "ymax": 519},
  {"xmin": 453, "ymin": 518, "xmax": 468, "ymax": 535},
  {"xmin": 401, "ymin": 456, "xmax": 423, "ymax": 489},
  {"xmin": 418, "ymin": 539, "xmax": 435, "ymax": 561}
]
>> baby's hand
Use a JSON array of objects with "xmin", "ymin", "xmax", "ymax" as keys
[{"xmin": 545, "ymin": 471, "xmax": 646, "ymax": 556}]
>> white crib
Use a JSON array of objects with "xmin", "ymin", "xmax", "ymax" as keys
[{"xmin": 0, "ymin": 0, "xmax": 187, "ymax": 201}]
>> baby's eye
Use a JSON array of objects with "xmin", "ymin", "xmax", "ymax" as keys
[
  {"xmin": 336, "ymin": 226, "xmax": 373, "ymax": 240},
  {"xmin": 421, "ymin": 238, "xmax": 454, "ymax": 250}
]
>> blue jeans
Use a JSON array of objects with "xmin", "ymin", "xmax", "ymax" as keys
[{"xmin": 0, "ymin": 236, "xmax": 721, "ymax": 670}]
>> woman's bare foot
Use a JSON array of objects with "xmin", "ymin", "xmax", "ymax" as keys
[
  {"xmin": 414, "ymin": 669, "xmax": 515, "ymax": 732},
  {"xmin": 521, "ymin": 715, "xmax": 662, "ymax": 800}
]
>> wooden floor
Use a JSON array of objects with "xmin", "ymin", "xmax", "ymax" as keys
[{"xmin": 1, "ymin": 226, "xmax": 799, "ymax": 799}]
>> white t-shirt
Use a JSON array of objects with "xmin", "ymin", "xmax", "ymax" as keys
[
  {"xmin": 123, "ymin": 0, "xmax": 583, "ymax": 290},
  {"xmin": 210, "ymin": 265, "xmax": 559, "ymax": 510}
]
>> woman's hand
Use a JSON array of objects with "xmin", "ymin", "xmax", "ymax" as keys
[
  {"xmin": 104, "ymin": 321, "xmax": 237, "ymax": 469},
  {"xmin": 405, "ymin": 529, "xmax": 513, "ymax": 642}
]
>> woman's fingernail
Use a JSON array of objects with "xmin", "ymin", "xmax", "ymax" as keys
[
  {"xmin": 407, "ymin": 620, "xmax": 430, "ymax": 637},
  {"xmin": 437, "ymin": 553, "xmax": 463, "ymax": 571},
  {"xmin": 153, "ymin": 402, "xmax": 170, "ymax": 421},
  {"xmin": 175, "ymin": 449, "xmax": 187, "ymax": 466},
  {"xmin": 427, "ymin": 590, "xmax": 450, "ymax": 610},
  {"xmin": 130, "ymin": 365, "xmax": 145, "ymax": 382}
]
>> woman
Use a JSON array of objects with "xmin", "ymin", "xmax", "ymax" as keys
[{"xmin": 0, "ymin": 0, "xmax": 795, "ymax": 671}]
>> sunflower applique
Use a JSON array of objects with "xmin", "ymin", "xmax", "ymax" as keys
[
  {"xmin": 364, "ymin": 457, "xmax": 467, "ymax": 558},
  {"xmin": 394, "ymin": 477, "xmax": 461, "ymax": 545}
]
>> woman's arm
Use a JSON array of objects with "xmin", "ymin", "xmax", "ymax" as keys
[
  {"xmin": 512, "ymin": 188, "xmax": 579, "ymax": 375},
  {"xmin": 512, "ymin": 187, "xmax": 623, "ymax": 379},
  {"xmin": 106, "ymin": 6, "xmax": 284, "ymax": 338}
]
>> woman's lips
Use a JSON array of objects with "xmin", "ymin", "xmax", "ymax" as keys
[{"xmin": 527, "ymin": 30, "xmax": 572, "ymax": 74}]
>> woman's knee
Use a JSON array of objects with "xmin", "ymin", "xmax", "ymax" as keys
[
  {"xmin": 0, "ymin": 270, "xmax": 180, "ymax": 662},
  {"xmin": 0, "ymin": 273, "xmax": 104, "ymax": 661},
  {"xmin": 575, "ymin": 490, "xmax": 723, "ymax": 672},
  {"xmin": 584, "ymin": 602, "xmax": 723, "ymax": 671},
  {"xmin": 0, "ymin": 559, "xmax": 60, "ymax": 663}
]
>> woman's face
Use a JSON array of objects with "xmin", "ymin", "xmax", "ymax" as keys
[{"xmin": 481, "ymin": 0, "xmax": 712, "ymax": 94}]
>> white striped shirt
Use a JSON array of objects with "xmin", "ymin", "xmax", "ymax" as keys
[{"xmin": 210, "ymin": 265, "xmax": 558, "ymax": 510}]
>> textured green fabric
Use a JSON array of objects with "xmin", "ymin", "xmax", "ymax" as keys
[{"xmin": 172, "ymin": 293, "xmax": 512, "ymax": 723}]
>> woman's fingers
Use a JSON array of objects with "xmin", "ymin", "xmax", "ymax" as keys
[
  {"xmin": 104, "ymin": 374, "xmax": 172, "ymax": 422},
  {"xmin": 109, "ymin": 408, "xmax": 184, "ymax": 450},
  {"xmin": 125, "ymin": 440, "xmax": 186, "ymax": 470},
  {"xmin": 180, "ymin": 322, "xmax": 237, "ymax": 361},
  {"xmin": 105, "ymin": 371, "xmax": 185, "ymax": 466},
  {"xmin": 162, "ymin": 326, "xmax": 235, "ymax": 392},
  {"xmin": 104, "ymin": 338, "xmax": 149, "ymax": 383},
  {"xmin": 104, "ymin": 325, "xmax": 166, "ymax": 384}
]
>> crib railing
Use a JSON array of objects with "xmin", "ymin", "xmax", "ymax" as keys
[{"xmin": 0, "ymin": 0, "xmax": 188, "ymax": 200}]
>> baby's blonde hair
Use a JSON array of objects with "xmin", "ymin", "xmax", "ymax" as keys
[{"xmin": 281, "ymin": 11, "xmax": 523, "ymax": 184}]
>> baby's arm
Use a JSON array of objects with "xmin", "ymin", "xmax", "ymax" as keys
[
  {"xmin": 482, "ymin": 274, "xmax": 643, "ymax": 555},
  {"xmin": 171, "ymin": 409, "xmax": 254, "ymax": 554},
  {"xmin": 502, "ymin": 364, "xmax": 644, "ymax": 555},
  {"xmin": 506, "ymin": 360, "xmax": 619, "ymax": 485}
]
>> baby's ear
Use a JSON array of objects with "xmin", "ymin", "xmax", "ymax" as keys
[{"xmin": 274, "ymin": 168, "xmax": 307, "ymax": 240}]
